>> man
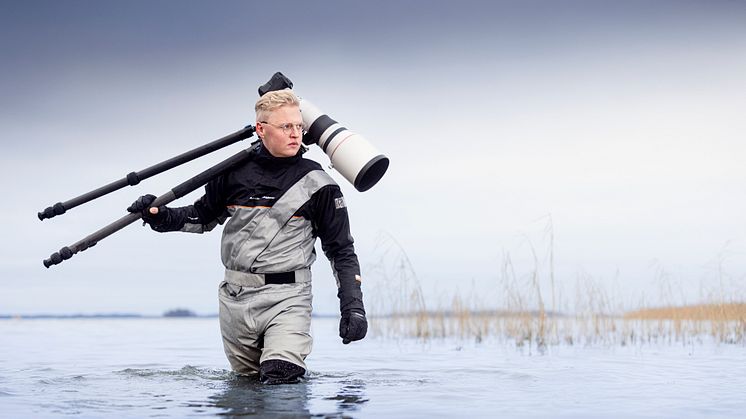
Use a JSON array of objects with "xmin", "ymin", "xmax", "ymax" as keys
[{"xmin": 127, "ymin": 90, "xmax": 367, "ymax": 384}]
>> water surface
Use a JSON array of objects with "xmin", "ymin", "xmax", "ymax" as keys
[{"xmin": 1, "ymin": 317, "xmax": 744, "ymax": 418}]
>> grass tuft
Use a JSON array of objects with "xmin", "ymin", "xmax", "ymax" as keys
[{"xmin": 364, "ymin": 230, "xmax": 746, "ymax": 346}]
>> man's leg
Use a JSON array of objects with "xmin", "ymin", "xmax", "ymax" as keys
[
  {"xmin": 218, "ymin": 281, "xmax": 262, "ymax": 375},
  {"xmin": 259, "ymin": 282, "xmax": 313, "ymax": 384}
]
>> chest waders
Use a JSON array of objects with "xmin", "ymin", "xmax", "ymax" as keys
[{"xmin": 218, "ymin": 170, "xmax": 335, "ymax": 384}]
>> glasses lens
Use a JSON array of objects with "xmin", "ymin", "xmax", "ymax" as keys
[
  {"xmin": 283, "ymin": 123, "xmax": 303, "ymax": 134},
  {"xmin": 264, "ymin": 122, "xmax": 302, "ymax": 134}
]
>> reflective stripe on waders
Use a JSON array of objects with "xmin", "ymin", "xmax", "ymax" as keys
[{"xmin": 234, "ymin": 169, "xmax": 335, "ymax": 270}]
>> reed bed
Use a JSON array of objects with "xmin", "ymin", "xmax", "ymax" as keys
[
  {"xmin": 365, "ymin": 230, "xmax": 746, "ymax": 347},
  {"xmin": 369, "ymin": 306, "xmax": 746, "ymax": 348}
]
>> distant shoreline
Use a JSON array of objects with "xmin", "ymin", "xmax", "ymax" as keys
[
  {"xmin": 0, "ymin": 313, "xmax": 208, "ymax": 320},
  {"xmin": 0, "ymin": 313, "xmax": 341, "ymax": 320}
]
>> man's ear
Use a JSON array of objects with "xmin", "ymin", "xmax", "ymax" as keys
[{"xmin": 255, "ymin": 122, "xmax": 264, "ymax": 139}]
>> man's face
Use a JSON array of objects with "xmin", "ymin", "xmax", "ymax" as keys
[{"xmin": 256, "ymin": 105, "xmax": 303, "ymax": 158}]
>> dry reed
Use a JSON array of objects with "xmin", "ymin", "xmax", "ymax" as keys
[{"xmin": 365, "ymin": 230, "xmax": 746, "ymax": 347}]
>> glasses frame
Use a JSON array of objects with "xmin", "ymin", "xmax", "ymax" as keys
[{"xmin": 259, "ymin": 121, "xmax": 304, "ymax": 135}]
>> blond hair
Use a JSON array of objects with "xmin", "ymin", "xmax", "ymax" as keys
[{"xmin": 255, "ymin": 89, "xmax": 300, "ymax": 122}]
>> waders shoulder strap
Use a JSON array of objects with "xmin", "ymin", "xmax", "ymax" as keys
[{"xmin": 241, "ymin": 170, "xmax": 335, "ymax": 268}]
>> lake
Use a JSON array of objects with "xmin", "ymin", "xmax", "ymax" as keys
[{"xmin": 1, "ymin": 317, "xmax": 744, "ymax": 418}]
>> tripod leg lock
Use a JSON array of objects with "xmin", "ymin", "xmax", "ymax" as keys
[
  {"xmin": 43, "ymin": 246, "xmax": 73, "ymax": 268},
  {"xmin": 38, "ymin": 202, "xmax": 67, "ymax": 221},
  {"xmin": 126, "ymin": 172, "xmax": 141, "ymax": 186}
]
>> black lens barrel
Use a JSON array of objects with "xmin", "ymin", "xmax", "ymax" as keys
[{"xmin": 304, "ymin": 114, "xmax": 337, "ymax": 146}]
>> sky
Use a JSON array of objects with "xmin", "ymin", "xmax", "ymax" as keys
[{"xmin": 1, "ymin": 0, "xmax": 745, "ymax": 315}]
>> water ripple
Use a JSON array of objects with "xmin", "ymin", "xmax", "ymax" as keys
[{"xmin": 117, "ymin": 365, "xmax": 233, "ymax": 380}]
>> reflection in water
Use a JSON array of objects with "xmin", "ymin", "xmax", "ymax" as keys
[
  {"xmin": 207, "ymin": 374, "xmax": 369, "ymax": 418},
  {"xmin": 324, "ymin": 378, "xmax": 368, "ymax": 413},
  {"xmin": 209, "ymin": 375, "xmax": 311, "ymax": 418}
]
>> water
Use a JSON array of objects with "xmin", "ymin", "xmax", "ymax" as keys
[{"xmin": 1, "ymin": 317, "xmax": 744, "ymax": 418}]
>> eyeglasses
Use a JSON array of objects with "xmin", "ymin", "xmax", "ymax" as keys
[{"xmin": 259, "ymin": 121, "xmax": 304, "ymax": 134}]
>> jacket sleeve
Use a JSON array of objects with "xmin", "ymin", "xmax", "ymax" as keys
[
  {"xmin": 149, "ymin": 176, "xmax": 229, "ymax": 233},
  {"xmin": 312, "ymin": 185, "xmax": 365, "ymax": 315}
]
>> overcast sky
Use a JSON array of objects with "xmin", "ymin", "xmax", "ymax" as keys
[{"xmin": 2, "ymin": 0, "xmax": 745, "ymax": 315}]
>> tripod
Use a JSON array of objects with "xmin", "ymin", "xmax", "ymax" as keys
[{"xmin": 40, "ymin": 127, "xmax": 259, "ymax": 268}]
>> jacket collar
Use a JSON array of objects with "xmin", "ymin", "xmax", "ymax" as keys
[{"xmin": 255, "ymin": 143, "xmax": 302, "ymax": 167}]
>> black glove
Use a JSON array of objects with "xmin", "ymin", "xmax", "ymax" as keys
[
  {"xmin": 339, "ymin": 310, "xmax": 367, "ymax": 344},
  {"xmin": 127, "ymin": 194, "xmax": 167, "ymax": 225}
]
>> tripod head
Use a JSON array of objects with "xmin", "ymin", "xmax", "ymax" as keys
[{"xmin": 258, "ymin": 72, "xmax": 293, "ymax": 96}]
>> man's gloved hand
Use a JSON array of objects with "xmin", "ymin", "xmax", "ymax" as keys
[
  {"xmin": 339, "ymin": 310, "xmax": 367, "ymax": 344},
  {"xmin": 127, "ymin": 194, "xmax": 167, "ymax": 225}
]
